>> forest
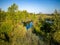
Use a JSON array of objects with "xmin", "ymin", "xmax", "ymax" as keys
[{"xmin": 0, "ymin": 3, "xmax": 60, "ymax": 45}]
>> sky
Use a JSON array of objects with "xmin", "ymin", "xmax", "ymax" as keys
[{"xmin": 0, "ymin": 0, "xmax": 60, "ymax": 14}]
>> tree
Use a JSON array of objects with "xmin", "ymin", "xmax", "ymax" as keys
[
  {"xmin": 51, "ymin": 9, "xmax": 60, "ymax": 44},
  {"xmin": 52, "ymin": 9, "xmax": 60, "ymax": 31},
  {"xmin": 0, "ymin": 8, "xmax": 6, "ymax": 22},
  {"xmin": 8, "ymin": 3, "xmax": 18, "ymax": 12},
  {"xmin": 7, "ymin": 3, "xmax": 18, "ymax": 25}
]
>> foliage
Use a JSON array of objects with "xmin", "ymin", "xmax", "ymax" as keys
[{"xmin": 0, "ymin": 3, "xmax": 60, "ymax": 45}]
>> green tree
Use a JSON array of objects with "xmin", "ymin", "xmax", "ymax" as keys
[
  {"xmin": 8, "ymin": 3, "xmax": 18, "ymax": 12},
  {"xmin": 7, "ymin": 3, "xmax": 18, "ymax": 24},
  {"xmin": 52, "ymin": 9, "xmax": 60, "ymax": 31},
  {"xmin": 52, "ymin": 9, "xmax": 60, "ymax": 43}
]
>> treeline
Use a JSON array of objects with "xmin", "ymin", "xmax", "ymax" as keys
[{"xmin": 0, "ymin": 3, "xmax": 60, "ymax": 45}]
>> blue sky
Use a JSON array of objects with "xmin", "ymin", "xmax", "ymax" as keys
[{"xmin": 0, "ymin": 0, "xmax": 60, "ymax": 14}]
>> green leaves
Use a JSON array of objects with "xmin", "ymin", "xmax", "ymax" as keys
[
  {"xmin": 0, "ymin": 3, "xmax": 60, "ymax": 45},
  {"xmin": 53, "ymin": 30, "xmax": 60, "ymax": 43},
  {"xmin": 0, "ymin": 21, "xmax": 13, "ymax": 33},
  {"xmin": 8, "ymin": 3, "xmax": 18, "ymax": 12}
]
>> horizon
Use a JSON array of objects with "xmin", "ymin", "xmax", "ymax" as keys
[{"xmin": 0, "ymin": 0, "xmax": 60, "ymax": 14}]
